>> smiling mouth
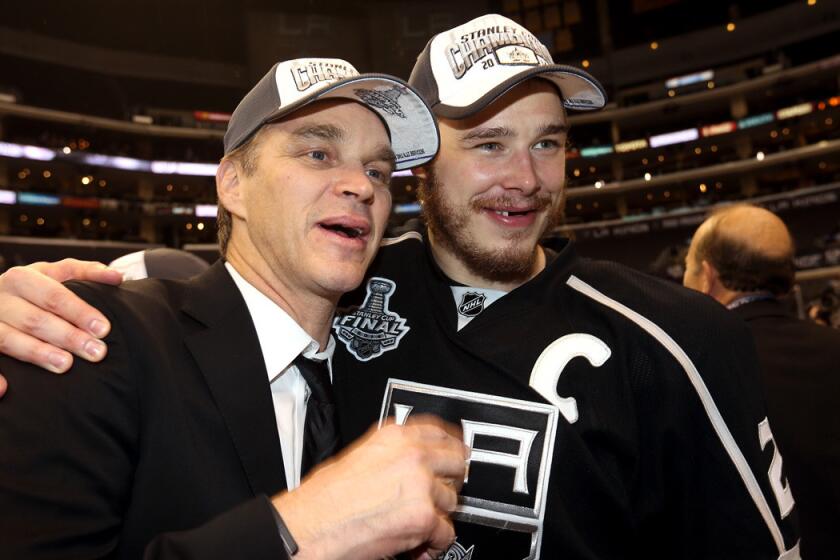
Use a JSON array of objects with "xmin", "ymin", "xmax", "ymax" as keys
[{"xmin": 492, "ymin": 209, "xmax": 535, "ymax": 217}]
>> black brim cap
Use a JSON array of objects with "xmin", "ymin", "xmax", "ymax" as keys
[
  {"xmin": 224, "ymin": 58, "xmax": 439, "ymax": 171},
  {"xmin": 409, "ymin": 14, "xmax": 607, "ymax": 118}
]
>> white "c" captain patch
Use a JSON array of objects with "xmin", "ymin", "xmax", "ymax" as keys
[{"xmin": 529, "ymin": 333, "xmax": 611, "ymax": 424}]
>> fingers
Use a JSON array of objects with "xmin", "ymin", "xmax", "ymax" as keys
[
  {"xmin": 415, "ymin": 513, "xmax": 456, "ymax": 560},
  {"xmin": 0, "ymin": 374, "xmax": 7, "ymax": 398},
  {"xmin": 380, "ymin": 415, "xmax": 469, "ymax": 485},
  {"xmin": 0, "ymin": 264, "xmax": 113, "ymax": 371},
  {"xmin": 0, "ymin": 320, "xmax": 75, "ymax": 373},
  {"xmin": 19, "ymin": 264, "xmax": 115, "ymax": 338},
  {"xmin": 0, "ymin": 264, "xmax": 112, "ymax": 346},
  {"xmin": 408, "ymin": 426, "xmax": 469, "ymax": 483},
  {"xmin": 431, "ymin": 477, "xmax": 460, "ymax": 513},
  {"xmin": 30, "ymin": 258, "xmax": 123, "ymax": 285}
]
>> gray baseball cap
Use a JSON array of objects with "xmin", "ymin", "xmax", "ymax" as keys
[
  {"xmin": 224, "ymin": 58, "xmax": 440, "ymax": 170},
  {"xmin": 409, "ymin": 14, "xmax": 607, "ymax": 118}
]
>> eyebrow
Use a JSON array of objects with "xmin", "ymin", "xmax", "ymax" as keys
[
  {"xmin": 290, "ymin": 122, "xmax": 396, "ymax": 169},
  {"xmin": 459, "ymin": 121, "xmax": 569, "ymax": 142},
  {"xmin": 290, "ymin": 124, "xmax": 346, "ymax": 141},
  {"xmin": 538, "ymin": 122, "xmax": 569, "ymax": 136},
  {"xmin": 459, "ymin": 126, "xmax": 513, "ymax": 142}
]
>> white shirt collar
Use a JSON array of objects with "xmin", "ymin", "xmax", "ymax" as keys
[{"xmin": 225, "ymin": 262, "xmax": 335, "ymax": 383}]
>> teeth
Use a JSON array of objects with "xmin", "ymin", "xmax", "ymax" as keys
[{"xmin": 495, "ymin": 210, "xmax": 510, "ymax": 217}]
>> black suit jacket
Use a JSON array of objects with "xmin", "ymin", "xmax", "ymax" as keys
[
  {"xmin": 732, "ymin": 298, "xmax": 840, "ymax": 559},
  {"xmin": 0, "ymin": 261, "xmax": 290, "ymax": 559}
]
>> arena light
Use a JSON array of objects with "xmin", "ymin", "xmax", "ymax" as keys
[
  {"xmin": 0, "ymin": 142, "xmax": 56, "ymax": 161},
  {"xmin": 394, "ymin": 202, "xmax": 421, "ymax": 214},
  {"xmin": 614, "ymin": 139, "xmax": 648, "ymax": 153},
  {"xmin": 665, "ymin": 70, "xmax": 714, "ymax": 90},
  {"xmin": 580, "ymin": 146, "xmax": 614, "ymax": 158},
  {"xmin": 701, "ymin": 121, "xmax": 736, "ymax": 137},
  {"xmin": 0, "ymin": 189, "xmax": 15, "ymax": 204},
  {"xmin": 195, "ymin": 204, "xmax": 218, "ymax": 218},
  {"xmin": 112, "ymin": 156, "xmax": 147, "ymax": 171},
  {"xmin": 193, "ymin": 111, "xmax": 231, "ymax": 123},
  {"xmin": 649, "ymin": 128, "xmax": 699, "ymax": 148},
  {"xmin": 81, "ymin": 153, "xmax": 150, "ymax": 171},
  {"xmin": 738, "ymin": 113, "xmax": 775, "ymax": 129},
  {"xmin": 776, "ymin": 102, "xmax": 814, "ymax": 120},
  {"xmin": 18, "ymin": 192, "xmax": 61, "ymax": 206},
  {"xmin": 151, "ymin": 161, "xmax": 218, "ymax": 176},
  {"xmin": 62, "ymin": 196, "xmax": 100, "ymax": 209}
]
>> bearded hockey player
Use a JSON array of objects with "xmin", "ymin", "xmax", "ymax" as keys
[{"xmin": 331, "ymin": 14, "xmax": 800, "ymax": 560}]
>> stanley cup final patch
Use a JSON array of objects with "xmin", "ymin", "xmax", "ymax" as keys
[{"xmin": 333, "ymin": 277, "xmax": 410, "ymax": 361}]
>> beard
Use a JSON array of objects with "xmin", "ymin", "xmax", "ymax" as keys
[{"xmin": 419, "ymin": 168, "xmax": 564, "ymax": 285}]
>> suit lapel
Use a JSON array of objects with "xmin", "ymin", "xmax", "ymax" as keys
[{"xmin": 181, "ymin": 261, "xmax": 287, "ymax": 496}]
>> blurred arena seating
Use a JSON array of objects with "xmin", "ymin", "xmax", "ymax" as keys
[{"xmin": 1, "ymin": 0, "xmax": 838, "ymax": 320}]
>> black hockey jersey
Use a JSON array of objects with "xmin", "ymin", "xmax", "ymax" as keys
[{"xmin": 332, "ymin": 231, "xmax": 800, "ymax": 560}]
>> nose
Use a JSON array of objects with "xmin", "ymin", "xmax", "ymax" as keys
[
  {"xmin": 333, "ymin": 164, "xmax": 376, "ymax": 204},
  {"xmin": 502, "ymin": 151, "xmax": 540, "ymax": 195}
]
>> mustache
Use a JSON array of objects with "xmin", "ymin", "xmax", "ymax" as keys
[{"xmin": 469, "ymin": 194, "xmax": 554, "ymax": 212}]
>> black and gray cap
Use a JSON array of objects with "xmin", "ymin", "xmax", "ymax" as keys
[
  {"xmin": 224, "ymin": 58, "xmax": 439, "ymax": 170},
  {"xmin": 409, "ymin": 14, "xmax": 607, "ymax": 118}
]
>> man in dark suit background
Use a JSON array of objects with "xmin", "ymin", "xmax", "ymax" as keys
[
  {"xmin": 0, "ymin": 57, "xmax": 466, "ymax": 560},
  {"xmin": 684, "ymin": 204, "xmax": 840, "ymax": 559}
]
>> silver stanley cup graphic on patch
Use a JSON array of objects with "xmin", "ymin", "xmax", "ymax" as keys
[{"xmin": 334, "ymin": 277, "xmax": 410, "ymax": 361}]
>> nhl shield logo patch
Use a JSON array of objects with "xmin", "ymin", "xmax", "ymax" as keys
[
  {"xmin": 458, "ymin": 291, "xmax": 486, "ymax": 318},
  {"xmin": 334, "ymin": 277, "xmax": 409, "ymax": 361}
]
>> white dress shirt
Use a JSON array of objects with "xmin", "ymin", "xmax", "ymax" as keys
[{"xmin": 225, "ymin": 262, "xmax": 335, "ymax": 490}]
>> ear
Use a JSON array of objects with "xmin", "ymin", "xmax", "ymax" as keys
[
  {"xmin": 700, "ymin": 260, "xmax": 719, "ymax": 295},
  {"xmin": 216, "ymin": 159, "xmax": 247, "ymax": 220}
]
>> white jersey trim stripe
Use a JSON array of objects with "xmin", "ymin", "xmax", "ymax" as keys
[
  {"xmin": 566, "ymin": 275, "xmax": 786, "ymax": 555},
  {"xmin": 380, "ymin": 231, "xmax": 423, "ymax": 247}
]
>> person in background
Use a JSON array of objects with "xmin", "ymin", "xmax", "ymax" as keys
[
  {"xmin": 808, "ymin": 282, "xmax": 840, "ymax": 328},
  {"xmin": 684, "ymin": 203, "xmax": 840, "ymax": 559}
]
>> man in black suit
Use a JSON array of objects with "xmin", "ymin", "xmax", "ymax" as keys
[
  {"xmin": 0, "ymin": 58, "xmax": 466, "ymax": 560},
  {"xmin": 684, "ymin": 204, "xmax": 840, "ymax": 559}
]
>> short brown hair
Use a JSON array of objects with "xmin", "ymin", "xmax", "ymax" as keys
[{"xmin": 216, "ymin": 130, "xmax": 262, "ymax": 255}]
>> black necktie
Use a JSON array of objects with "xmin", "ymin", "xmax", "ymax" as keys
[{"xmin": 293, "ymin": 355, "xmax": 341, "ymax": 478}]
